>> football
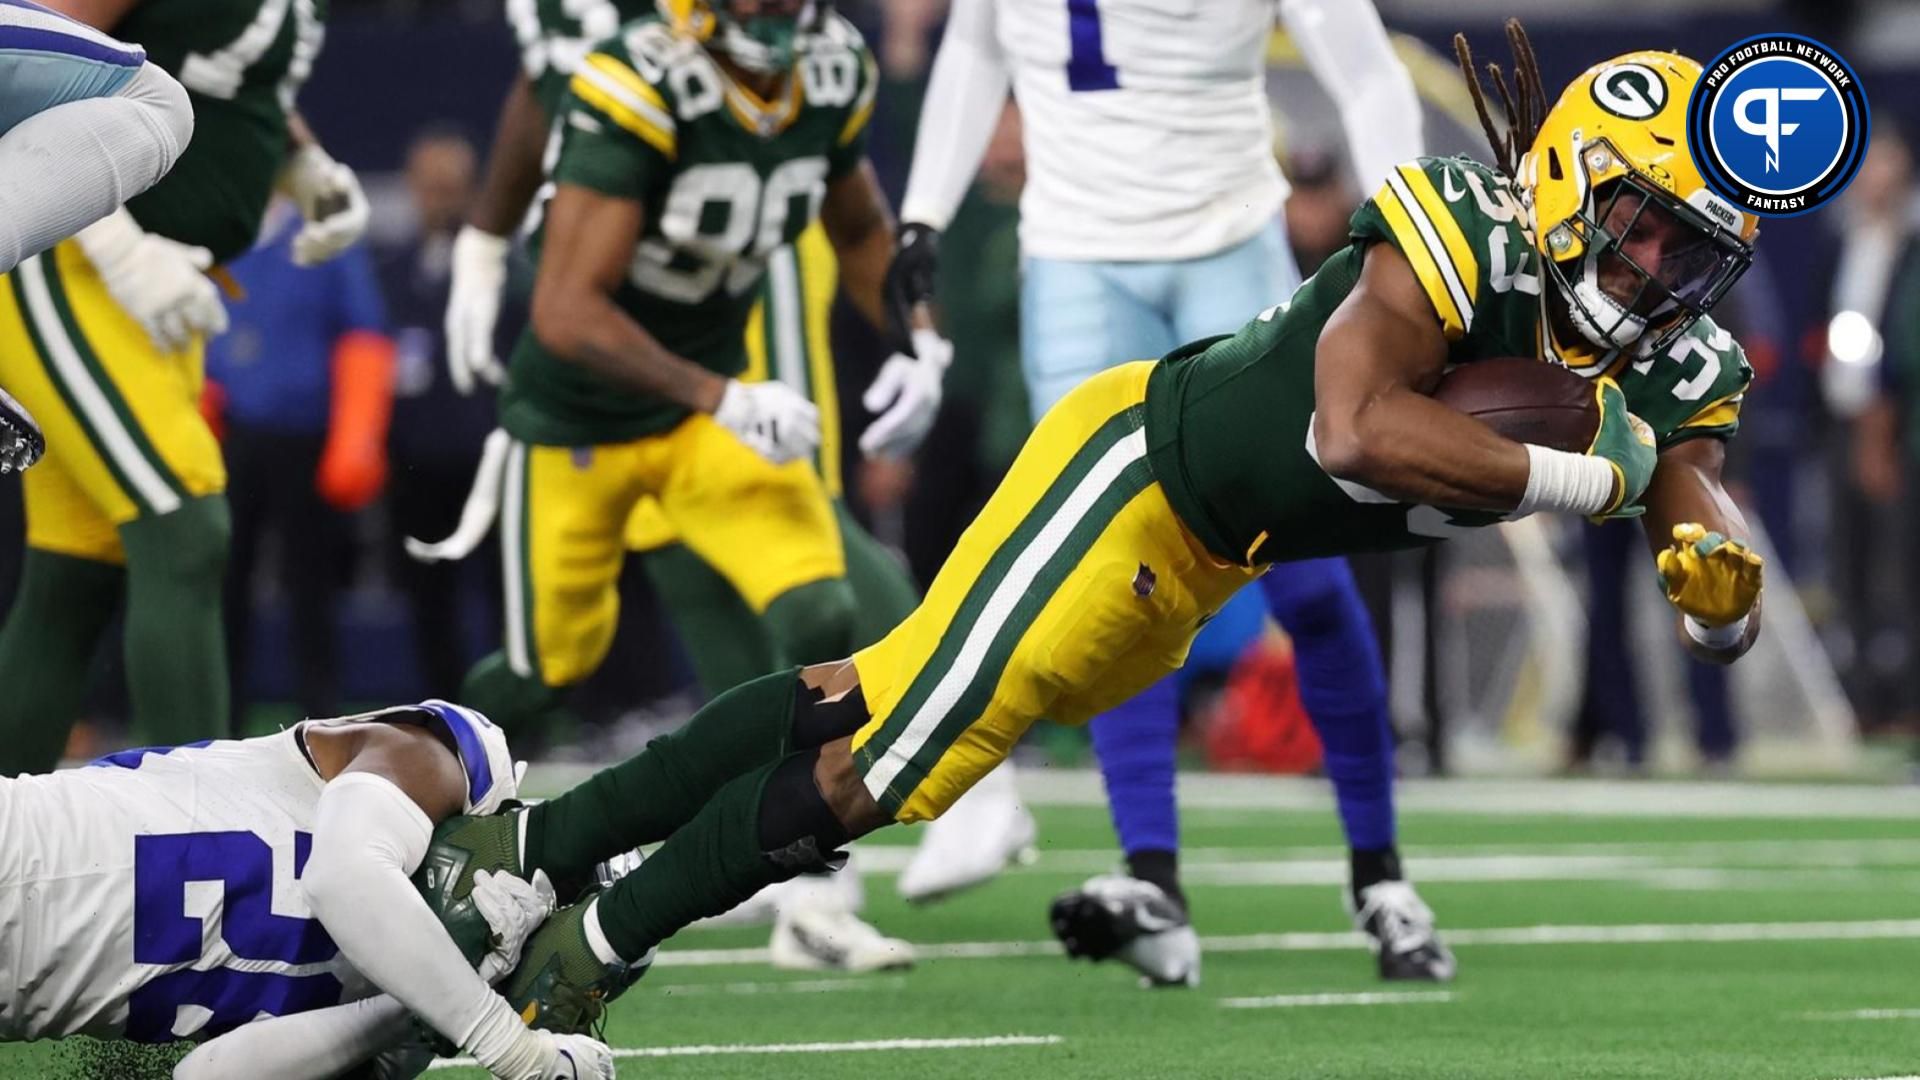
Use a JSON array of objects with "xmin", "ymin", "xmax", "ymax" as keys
[{"xmin": 1431, "ymin": 357, "xmax": 1600, "ymax": 453}]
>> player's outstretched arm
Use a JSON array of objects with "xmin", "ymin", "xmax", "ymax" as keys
[
  {"xmin": 1638, "ymin": 437, "xmax": 1764, "ymax": 664},
  {"xmin": 300, "ymin": 723, "xmax": 611, "ymax": 1080},
  {"xmin": 447, "ymin": 73, "xmax": 551, "ymax": 394}
]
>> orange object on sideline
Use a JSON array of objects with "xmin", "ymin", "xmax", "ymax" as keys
[
  {"xmin": 315, "ymin": 329, "xmax": 396, "ymax": 511},
  {"xmin": 199, "ymin": 378, "xmax": 228, "ymax": 442}
]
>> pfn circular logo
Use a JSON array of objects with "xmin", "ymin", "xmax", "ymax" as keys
[{"xmin": 1688, "ymin": 34, "xmax": 1869, "ymax": 217}]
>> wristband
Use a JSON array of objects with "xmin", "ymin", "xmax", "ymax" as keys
[
  {"xmin": 1515, "ymin": 444, "xmax": 1617, "ymax": 517},
  {"xmin": 1684, "ymin": 613, "xmax": 1749, "ymax": 650}
]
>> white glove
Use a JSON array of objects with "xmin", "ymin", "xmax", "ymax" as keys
[
  {"xmin": 712, "ymin": 378, "xmax": 820, "ymax": 465},
  {"xmin": 486, "ymin": 1029, "xmax": 616, "ymax": 1080},
  {"xmin": 859, "ymin": 327, "xmax": 952, "ymax": 460},
  {"xmin": 72, "ymin": 207, "xmax": 227, "ymax": 353},
  {"xmin": 278, "ymin": 144, "xmax": 370, "ymax": 267},
  {"xmin": 447, "ymin": 226, "xmax": 513, "ymax": 395},
  {"xmin": 471, "ymin": 869, "xmax": 557, "ymax": 985}
]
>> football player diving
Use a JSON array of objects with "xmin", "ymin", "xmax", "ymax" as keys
[
  {"xmin": 0, "ymin": 701, "xmax": 618, "ymax": 1080},
  {"xmin": 421, "ymin": 22, "xmax": 1769, "ymax": 1022}
]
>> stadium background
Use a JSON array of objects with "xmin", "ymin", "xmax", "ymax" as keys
[{"xmin": 9, "ymin": 0, "xmax": 1920, "ymax": 776}]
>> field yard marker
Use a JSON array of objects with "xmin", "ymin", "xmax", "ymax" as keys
[
  {"xmin": 659, "ymin": 975, "xmax": 908, "ymax": 997},
  {"xmin": 1219, "ymin": 991, "xmax": 1455, "ymax": 1010},
  {"xmin": 656, "ymin": 918, "xmax": 1920, "ymax": 969},
  {"xmin": 427, "ymin": 1034, "xmax": 1063, "ymax": 1068}
]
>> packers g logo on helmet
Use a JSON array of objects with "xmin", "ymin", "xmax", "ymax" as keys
[
  {"xmin": 1591, "ymin": 63, "xmax": 1667, "ymax": 120},
  {"xmin": 1519, "ymin": 50, "xmax": 1759, "ymax": 358}
]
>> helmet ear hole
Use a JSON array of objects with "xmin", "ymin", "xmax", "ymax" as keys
[{"xmin": 1547, "ymin": 147, "xmax": 1563, "ymax": 182}]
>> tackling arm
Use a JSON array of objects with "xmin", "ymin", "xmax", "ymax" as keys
[
  {"xmin": 1639, "ymin": 437, "xmax": 1764, "ymax": 663},
  {"xmin": 298, "ymin": 723, "xmax": 598, "ymax": 1080},
  {"xmin": 529, "ymin": 184, "xmax": 727, "ymax": 411},
  {"xmin": 1280, "ymin": 0, "xmax": 1423, "ymax": 191}
]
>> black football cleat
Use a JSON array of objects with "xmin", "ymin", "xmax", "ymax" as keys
[
  {"xmin": 1348, "ymin": 879, "xmax": 1457, "ymax": 982},
  {"xmin": 1051, "ymin": 874, "xmax": 1200, "ymax": 988}
]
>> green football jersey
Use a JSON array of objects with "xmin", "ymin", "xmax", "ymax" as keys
[
  {"xmin": 499, "ymin": 14, "xmax": 878, "ymax": 446},
  {"xmin": 507, "ymin": 0, "xmax": 650, "ymax": 117},
  {"xmin": 1145, "ymin": 155, "xmax": 1753, "ymax": 566},
  {"xmin": 113, "ymin": 0, "xmax": 328, "ymax": 262}
]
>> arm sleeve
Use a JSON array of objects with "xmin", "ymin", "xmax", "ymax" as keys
[
  {"xmin": 1348, "ymin": 160, "xmax": 1478, "ymax": 341},
  {"xmin": 0, "ymin": 60, "xmax": 193, "ymax": 274},
  {"xmin": 299, "ymin": 772, "xmax": 507, "ymax": 1054},
  {"xmin": 898, "ymin": 0, "xmax": 1010, "ymax": 230},
  {"xmin": 1279, "ymin": 0, "xmax": 1423, "ymax": 194},
  {"xmin": 172, "ymin": 995, "xmax": 414, "ymax": 1080}
]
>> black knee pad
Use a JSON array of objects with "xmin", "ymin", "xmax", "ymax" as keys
[
  {"xmin": 756, "ymin": 748, "xmax": 851, "ymax": 874},
  {"xmin": 790, "ymin": 679, "xmax": 868, "ymax": 751},
  {"xmin": 763, "ymin": 579, "xmax": 857, "ymax": 666}
]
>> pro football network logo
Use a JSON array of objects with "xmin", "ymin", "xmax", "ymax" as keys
[{"xmin": 1687, "ymin": 34, "xmax": 1870, "ymax": 217}]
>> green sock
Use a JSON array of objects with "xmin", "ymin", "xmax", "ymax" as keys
[
  {"xmin": 119, "ymin": 496, "xmax": 230, "ymax": 745},
  {"xmin": 761, "ymin": 577, "xmax": 856, "ymax": 666},
  {"xmin": 460, "ymin": 651, "xmax": 570, "ymax": 732},
  {"xmin": 835, "ymin": 501, "xmax": 919, "ymax": 649},
  {"xmin": 591, "ymin": 759, "xmax": 791, "ymax": 960},
  {"xmin": 0, "ymin": 550, "xmax": 122, "ymax": 773},
  {"xmin": 641, "ymin": 543, "xmax": 777, "ymax": 696},
  {"xmin": 525, "ymin": 668, "xmax": 799, "ymax": 882}
]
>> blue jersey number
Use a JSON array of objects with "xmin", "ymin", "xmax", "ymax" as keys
[
  {"xmin": 1065, "ymin": 0, "xmax": 1119, "ymax": 91},
  {"xmin": 126, "ymin": 832, "xmax": 343, "ymax": 1043}
]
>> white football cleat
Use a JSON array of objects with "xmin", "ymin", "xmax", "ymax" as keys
[
  {"xmin": 1050, "ymin": 874, "xmax": 1199, "ymax": 988},
  {"xmin": 1347, "ymin": 879, "xmax": 1457, "ymax": 982},
  {"xmin": 700, "ymin": 852, "xmax": 868, "ymax": 929},
  {"xmin": 896, "ymin": 762, "xmax": 1037, "ymax": 903},
  {"xmin": 770, "ymin": 896, "xmax": 916, "ymax": 973}
]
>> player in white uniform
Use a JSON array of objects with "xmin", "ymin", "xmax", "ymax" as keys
[
  {"xmin": 0, "ymin": 701, "xmax": 615, "ymax": 1080},
  {"xmin": 888, "ymin": 0, "xmax": 1453, "ymax": 985},
  {"xmin": 0, "ymin": 0, "xmax": 200, "ymax": 475}
]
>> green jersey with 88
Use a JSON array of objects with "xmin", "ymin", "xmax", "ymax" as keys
[{"xmin": 499, "ymin": 14, "xmax": 877, "ymax": 446}]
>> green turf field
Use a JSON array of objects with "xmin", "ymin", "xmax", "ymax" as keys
[{"xmin": 13, "ymin": 777, "xmax": 1920, "ymax": 1079}]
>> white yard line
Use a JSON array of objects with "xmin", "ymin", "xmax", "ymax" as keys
[
  {"xmin": 427, "ymin": 1034, "xmax": 1063, "ymax": 1068},
  {"xmin": 1807, "ymin": 1009, "xmax": 1920, "ymax": 1021},
  {"xmin": 658, "ymin": 975, "xmax": 908, "ymax": 998},
  {"xmin": 1219, "ymin": 990, "xmax": 1456, "ymax": 1010},
  {"xmin": 657, "ymin": 919, "xmax": 1920, "ymax": 969}
]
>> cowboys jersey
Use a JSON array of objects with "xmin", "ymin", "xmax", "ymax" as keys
[
  {"xmin": 980, "ymin": 0, "xmax": 1281, "ymax": 262},
  {"xmin": 1144, "ymin": 155, "xmax": 1752, "ymax": 565},
  {"xmin": 0, "ymin": 702, "xmax": 512, "ymax": 1043}
]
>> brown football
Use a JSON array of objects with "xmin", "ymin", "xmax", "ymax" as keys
[{"xmin": 1431, "ymin": 357, "xmax": 1599, "ymax": 453}]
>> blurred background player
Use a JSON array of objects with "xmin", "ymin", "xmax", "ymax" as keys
[
  {"xmin": 888, "ymin": 0, "xmax": 1450, "ymax": 982},
  {"xmin": 416, "ymin": 0, "xmax": 946, "ymax": 970},
  {"xmin": 0, "ymin": 0, "xmax": 369, "ymax": 774},
  {"xmin": 0, "ymin": 0, "xmax": 199, "ymax": 476}
]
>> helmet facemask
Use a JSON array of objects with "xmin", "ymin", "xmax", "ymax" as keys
[
  {"xmin": 713, "ymin": 0, "xmax": 826, "ymax": 74},
  {"xmin": 1545, "ymin": 165, "xmax": 1754, "ymax": 357}
]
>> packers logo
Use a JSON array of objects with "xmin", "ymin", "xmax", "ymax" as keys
[{"xmin": 1591, "ymin": 63, "xmax": 1668, "ymax": 119}]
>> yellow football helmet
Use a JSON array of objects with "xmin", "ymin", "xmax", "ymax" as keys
[
  {"xmin": 1517, "ymin": 51, "xmax": 1759, "ymax": 356},
  {"xmin": 655, "ymin": 0, "xmax": 827, "ymax": 74}
]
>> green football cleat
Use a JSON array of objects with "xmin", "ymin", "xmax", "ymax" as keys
[
  {"xmin": 500, "ymin": 893, "xmax": 652, "ymax": 1035},
  {"xmin": 412, "ymin": 807, "xmax": 529, "ymax": 969}
]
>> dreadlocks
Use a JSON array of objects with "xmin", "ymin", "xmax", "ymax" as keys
[{"xmin": 1453, "ymin": 19, "xmax": 1549, "ymax": 177}]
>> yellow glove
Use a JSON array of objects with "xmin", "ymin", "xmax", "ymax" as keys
[{"xmin": 1655, "ymin": 523, "xmax": 1763, "ymax": 627}]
